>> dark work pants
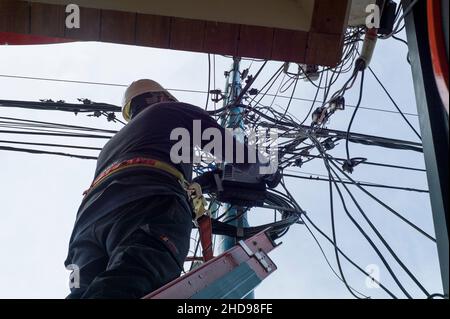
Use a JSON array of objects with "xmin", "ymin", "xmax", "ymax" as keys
[{"xmin": 65, "ymin": 195, "xmax": 192, "ymax": 299}]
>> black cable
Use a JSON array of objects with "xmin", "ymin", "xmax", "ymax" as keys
[
  {"xmin": 292, "ymin": 130, "xmax": 434, "ymax": 243},
  {"xmin": 327, "ymin": 175, "xmax": 366, "ymax": 299},
  {"xmin": 214, "ymin": 205, "xmax": 235, "ymax": 221},
  {"xmin": 326, "ymin": 156, "xmax": 436, "ymax": 242},
  {"xmin": 281, "ymin": 179, "xmax": 367, "ymax": 299},
  {"xmin": 0, "ymin": 123, "xmax": 105, "ymax": 135},
  {"xmin": 392, "ymin": 35, "xmax": 408, "ymax": 46},
  {"xmin": 283, "ymin": 173, "xmax": 429, "ymax": 194},
  {"xmin": 0, "ymin": 116, "xmax": 118, "ymax": 134},
  {"xmin": 381, "ymin": 0, "xmax": 420, "ymax": 39},
  {"xmin": 0, "ymin": 74, "xmax": 420, "ymax": 117},
  {"xmin": 346, "ymin": 70, "xmax": 365, "ymax": 161},
  {"xmin": 281, "ymin": 76, "xmax": 299, "ymax": 120},
  {"xmin": 0, "ymin": 74, "xmax": 210, "ymax": 97},
  {"xmin": 239, "ymin": 105, "xmax": 423, "ymax": 154},
  {"xmin": 211, "ymin": 214, "xmax": 299, "ymax": 240},
  {"xmin": 368, "ymin": 66, "xmax": 422, "ymax": 140},
  {"xmin": 0, "ymin": 74, "xmax": 128, "ymax": 87},
  {"xmin": 213, "ymin": 54, "xmax": 217, "ymax": 112},
  {"xmin": 325, "ymin": 158, "xmax": 431, "ymax": 297},
  {"xmin": 0, "ymin": 145, "xmax": 97, "ymax": 160},
  {"xmin": 281, "ymin": 152, "xmax": 426, "ymax": 172},
  {"xmin": 264, "ymin": 73, "xmax": 287, "ymax": 114},
  {"xmin": 279, "ymin": 75, "xmax": 296, "ymax": 94},
  {"xmin": 212, "ymin": 65, "xmax": 283, "ymax": 116},
  {"xmin": 357, "ymin": 159, "xmax": 425, "ymax": 172},
  {"xmin": 0, "ymin": 130, "xmax": 112, "ymax": 139},
  {"xmin": 0, "ymin": 99, "xmax": 120, "ymax": 113},
  {"xmin": 303, "ymin": 132, "xmax": 436, "ymax": 297},
  {"xmin": 233, "ymin": 60, "xmax": 268, "ymax": 106},
  {"xmin": 100, "ymin": 111, "xmax": 126, "ymax": 126},
  {"xmin": 267, "ymin": 94, "xmax": 419, "ymax": 117},
  {"xmin": 300, "ymin": 131, "xmax": 434, "ymax": 241},
  {"xmin": 248, "ymin": 65, "xmax": 284, "ymax": 109},
  {"xmin": 317, "ymin": 144, "xmax": 414, "ymax": 298},
  {"xmin": 301, "ymin": 214, "xmax": 398, "ymax": 299},
  {"xmin": 300, "ymin": 73, "xmax": 324, "ymax": 125},
  {"xmin": 197, "ymin": 189, "xmax": 301, "ymax": 240},
  {"xmin": 222, "ymin": 208, "xmax": 250, "ymax": 225},
  {"xmin": 298, "ymin": 208, "xmax": 370, "ymax": 298},
  {"xmin": 0, "ymin": 140, "xmax": 102, "ymax": 151},
  {"xmin": 281, "ymin": 178, "xmax": 398, "ymax": 298},
  {"xmin": 205, "ymin": 54, "xmax": 211, "ymax": 110}
]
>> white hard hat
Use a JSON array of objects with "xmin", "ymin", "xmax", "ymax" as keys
[{"xmin": 122, "ymin": 79, "xmax": 177, "ymax": 121}]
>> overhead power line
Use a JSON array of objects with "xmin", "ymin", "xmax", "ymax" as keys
[
  {"xmin": 0, "ymin": 145, "xmax": 97, "ymax": 160},
  {"xmin": 281, "ymin": 152, "xmax": 426, "ymax": 172},
  {"xmin": 283, "ymin": 172, "xmax": 429, "ymax": 194},
  {"xmin": 0, "ymin": 116, "xmax": 118, "ymax": 134},
  {"xmin": 0, "ymin": 130, "xmax": 112, "ymax": 139},
  {"xmin": 0, "ymin": 99, "xmax": 120, "ymax": 113},
  {"xmin": 0, "ymin": 73, "xmax": 419, "ymax": 117},
  {"xmin": 0, "ymin": 140, "xmax": 102, "ymax": 151},
  {"xmin": 368, "ymin": 66, "xmax": 422, "ymax": 140}
]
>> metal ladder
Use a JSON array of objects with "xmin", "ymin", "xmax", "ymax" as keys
[{"xmin": 143, "ymin": 230, "xmax": 279, "ymax": 299}]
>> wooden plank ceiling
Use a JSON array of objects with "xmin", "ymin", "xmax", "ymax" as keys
[{"xmin": 0, "ymin": 0, "xmax": 351, "ymax": 66}]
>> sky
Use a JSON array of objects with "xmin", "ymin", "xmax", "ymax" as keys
[{"xmin": 0, "ymin": 28, "xmax": 443, "ymax": 299}]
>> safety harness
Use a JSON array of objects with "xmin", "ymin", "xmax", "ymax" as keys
[{"xmin": 83, "ymin": 157, "xmax": 215, "ymax": 262}]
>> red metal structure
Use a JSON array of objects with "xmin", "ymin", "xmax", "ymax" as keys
[
  {"xmin": 427, "ymin": 0, "xmax": 449, "ymax": 114},
  {"xmin": 0, "ymin": 31, "xmax": 70, "ymax": 45}
]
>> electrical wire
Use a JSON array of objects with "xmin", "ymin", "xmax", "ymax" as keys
[
  {"xmin": 283, "ymin": 172, "xmax": 429, "ymax": 194},
  {"xmin": 311, "ymin": 136, "xmax": 414, "ymax": 299},
  {"xmin": 368, "ymin": 66, "xmax": 421, "ymax": 140},
  {"xmin": 0, "ymin": 32, "xmax": 436, "ymax": 299},
  {"xmin": 0, "ymin": 140, "xmax": 102, "ymax": 151},
  {"xmin": 328, "ymin": 162, "xmax": 431, "ymax": 297},
  {"xmin": 301, "ymin": 213, "xmax": 399, "ymax": 299},
  {"xmin": 0, "ymin": 145, "xmax": 97, "ymax": 160},
  {"xmin": 380, "ymin": 0, "xmax": 420, "ymax": 39},
  {"xmin": 281, "ymin": 152, "xmax": 426, "ymax": 172},
  {"xmin": 345, "ymin": 70, "xmax": 365, "ymax": 162},
  {"xmin": 281, "ymin": 179, "xmax": 398, "ymax": 298},
  {"xmin": 0, "ymin": 74, "xmax": 420, "ymax": 117},
  {"xmin": 205, "ymin": 54, "xmax": 211, "ymax": 110}
]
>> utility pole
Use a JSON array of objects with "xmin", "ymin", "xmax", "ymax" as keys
[
  {"xmin": 216, "ymin": 57, "xmax": 255, "ymax": 299},
  {"xmin": 404, "ymin": 0, "xmax": 449, "ymax": 296}
]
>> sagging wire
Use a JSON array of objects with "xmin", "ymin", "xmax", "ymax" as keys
[{"xmin": 308, "ymin": 133, "xmax": 431, "ymax": 298}]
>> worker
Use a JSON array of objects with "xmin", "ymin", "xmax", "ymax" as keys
[{"xmin": 64, "ymin": 79, "xmax": 270, "ymax": 299}]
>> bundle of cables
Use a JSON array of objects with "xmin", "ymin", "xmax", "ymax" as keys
[{"xmin": 192, "ymin": 170, "xmax": 302, "ymax": 241}]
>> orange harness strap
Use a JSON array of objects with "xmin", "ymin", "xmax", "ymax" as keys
[
  {"xmin": 83, "ymin": 157, "xmax": 186, "ymax": 197},
  {"xmin": 84, "ymin": 157, "xmax": 214, "ymax": 262},
  {"xmin": 198, "ymin": 215, "xmax": 214, "ymax": 262}
]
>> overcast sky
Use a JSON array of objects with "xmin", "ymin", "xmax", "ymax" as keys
[{"xmin": 0, "ymin": 28, "xmax": 443, "ymax": 298}]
